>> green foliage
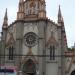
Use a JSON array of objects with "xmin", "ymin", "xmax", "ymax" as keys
[{"xmin": 68, "ymin": 47, "xmax": 75, "ymax": 51}]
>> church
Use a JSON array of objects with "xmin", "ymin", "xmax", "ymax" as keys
[{"xmin": 0, "ymin": 0, "xmax": 68, "ymax": 75}]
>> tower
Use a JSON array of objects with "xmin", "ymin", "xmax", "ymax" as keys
[
  {"xmin": 17, "ymin": 0, "xmax": 24, "ymax": 20},
  {"xmin": 17, "ymin": 0, "xmax": 46, "ymax": 20},
  {"xmin": 57, "ymin": 5, "xmax": 67, "ymax": 75},
  {"xmin": 1, "ymin": 8, "xmax": 8, "ymax": 65},
  {"xmin": 58, "ymin": 5, "xmax": 67, "ymax": 51}
]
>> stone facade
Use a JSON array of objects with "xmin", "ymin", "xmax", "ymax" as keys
[
  {"xmin": 65, "ymin": 51, "xmax": 75, "ymax": 75},
  {"xmin": 0, "ymin": 0, "xmax": 67, "ymax": 75}
]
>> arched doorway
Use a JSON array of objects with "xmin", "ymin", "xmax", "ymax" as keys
[
  {"xmin": 22, "ymin": 59, "xmax": 36, "ymax": 75},
  {"xmin": 71, "ymin": 70, "xmax": 75, "ymax": 75}
]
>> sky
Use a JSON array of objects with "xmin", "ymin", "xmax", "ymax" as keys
[{"xmin": 0, "ymin": 0, "xmax": 75, "ymax": 47}]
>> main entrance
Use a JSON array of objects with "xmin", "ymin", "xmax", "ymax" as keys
[
  {"xmin": 71, "ymin": 70, "xmax": 75, "ymax": 75},
  {"xmin": 26, "ymin": 72, "xmax": 35, "ymax": 75},
  {"xmin": 22, "ymin": 59, "xmax": 36, "ymax": 75}
]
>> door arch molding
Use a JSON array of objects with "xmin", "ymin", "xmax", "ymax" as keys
[
  {"xmin": 71, "ymin": 70, "xmax": 75, "ymax": 75},
  {"xmin": 22, "ymin": 59, "xmax": 36, "ymax": 75}
]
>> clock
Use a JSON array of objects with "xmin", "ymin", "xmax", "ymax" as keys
[{"xmin": 24, "ymin": 32, "xmax": 38, "ymax": 47}]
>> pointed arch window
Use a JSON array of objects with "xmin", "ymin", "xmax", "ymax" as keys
[
  {"xmin": 9, "ymin": 46, "xmax": 14, "ymax": 60},
  {"xmin": 49, "ymin": 45, "xmax": 55, "ymax": 60}
]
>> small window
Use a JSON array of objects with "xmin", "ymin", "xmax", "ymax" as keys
[
  {"xmin": 49, "ymin": 45, "xmax": 55, "ymax": 60},
  {"xmin": 9, "ymin": 46, "xmax": 14, "ymax": 60}
]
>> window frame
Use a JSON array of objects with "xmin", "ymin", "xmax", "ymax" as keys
[
  {"xmin": 8, "ymin": 46, "xmax": 14, "ymax": 60},
  {"xmin": 49, "ymin": 45, "xmax": 55, "ymax": 60}
]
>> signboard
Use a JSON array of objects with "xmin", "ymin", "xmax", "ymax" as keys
[{"xmin": 0, "ymin": 66, "xmax": 17, "ymax": 75}]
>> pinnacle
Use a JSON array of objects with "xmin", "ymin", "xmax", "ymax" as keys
[
  {"xmin": 58, "ymin": 5, "xmax": 62, "ymax": 17},
  {"xmin": 4, "ymin": 8, "xmax": 8, "ymax": 20},
  {"xmin": 2, "ymin": 8, "xmax": 8, "ymax": 29}
]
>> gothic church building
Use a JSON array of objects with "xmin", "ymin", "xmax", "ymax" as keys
[{"xmin": 0, "ymin": 0, "xmax": 67, "ymax": 75}]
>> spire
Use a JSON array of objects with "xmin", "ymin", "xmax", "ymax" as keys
[
  {"xmin": 58, "ymin": 5, "xmax": 62, "ymax": 23},
  {"xmin": 17, "ymin": 0, "xmax": 24, "ymax": 20},
  {"xmin": 2, "ymin": 8, "xmax": 8, "ymax": 29}
]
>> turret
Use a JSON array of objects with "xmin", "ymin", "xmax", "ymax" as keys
[
  {"xmin": 57, "ymin": 5, "xmax": 67, "ymax": 75},
  {"xmin": 58, "ymin": 5, "xmax": 67, "ymax": 46},
  {"xmin": 17, "ymin": 0, "xmax": 24, "ymax": 20},
  {"xmin": 2, "ymin": 8, "xmax": 8, "ymax": 41},
  {"xmin": 1, "ymin": 8, "xmax": 8, "ymax": 65},
  {"xmin": 61, "ymin": 17, "xmax": 68, "ymax": 49}
]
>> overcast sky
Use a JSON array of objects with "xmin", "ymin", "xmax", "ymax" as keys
[{"xmin": 0, "ymin": 0, "xmax": 75, "ymax": 47}]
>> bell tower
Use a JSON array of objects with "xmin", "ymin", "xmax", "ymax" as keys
[{"xmin": 24, "ymin": 0, "xmax": 46, "ymax": 20}]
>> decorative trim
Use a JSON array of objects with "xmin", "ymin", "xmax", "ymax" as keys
[{"xmin": 6, "ymin": 33, "xmax": 15, "ymax": 47}]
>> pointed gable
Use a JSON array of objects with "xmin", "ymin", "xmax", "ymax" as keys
[
  {"xmin": 6, "ymin": 33, "xmax": 15, "ymax": 47},
  {"xmin": 46, "ymin": 31, "xmax": 58, "ymax": 46}
]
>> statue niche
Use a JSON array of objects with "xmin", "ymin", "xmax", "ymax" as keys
[{"xmin": 29, "ymin": 2, "xmax": 36, "ymax": 15}]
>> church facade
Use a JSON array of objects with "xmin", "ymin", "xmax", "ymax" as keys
[{"xmin": 0, "ymin": 0, "xmax": 68, "ymax": 75}]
